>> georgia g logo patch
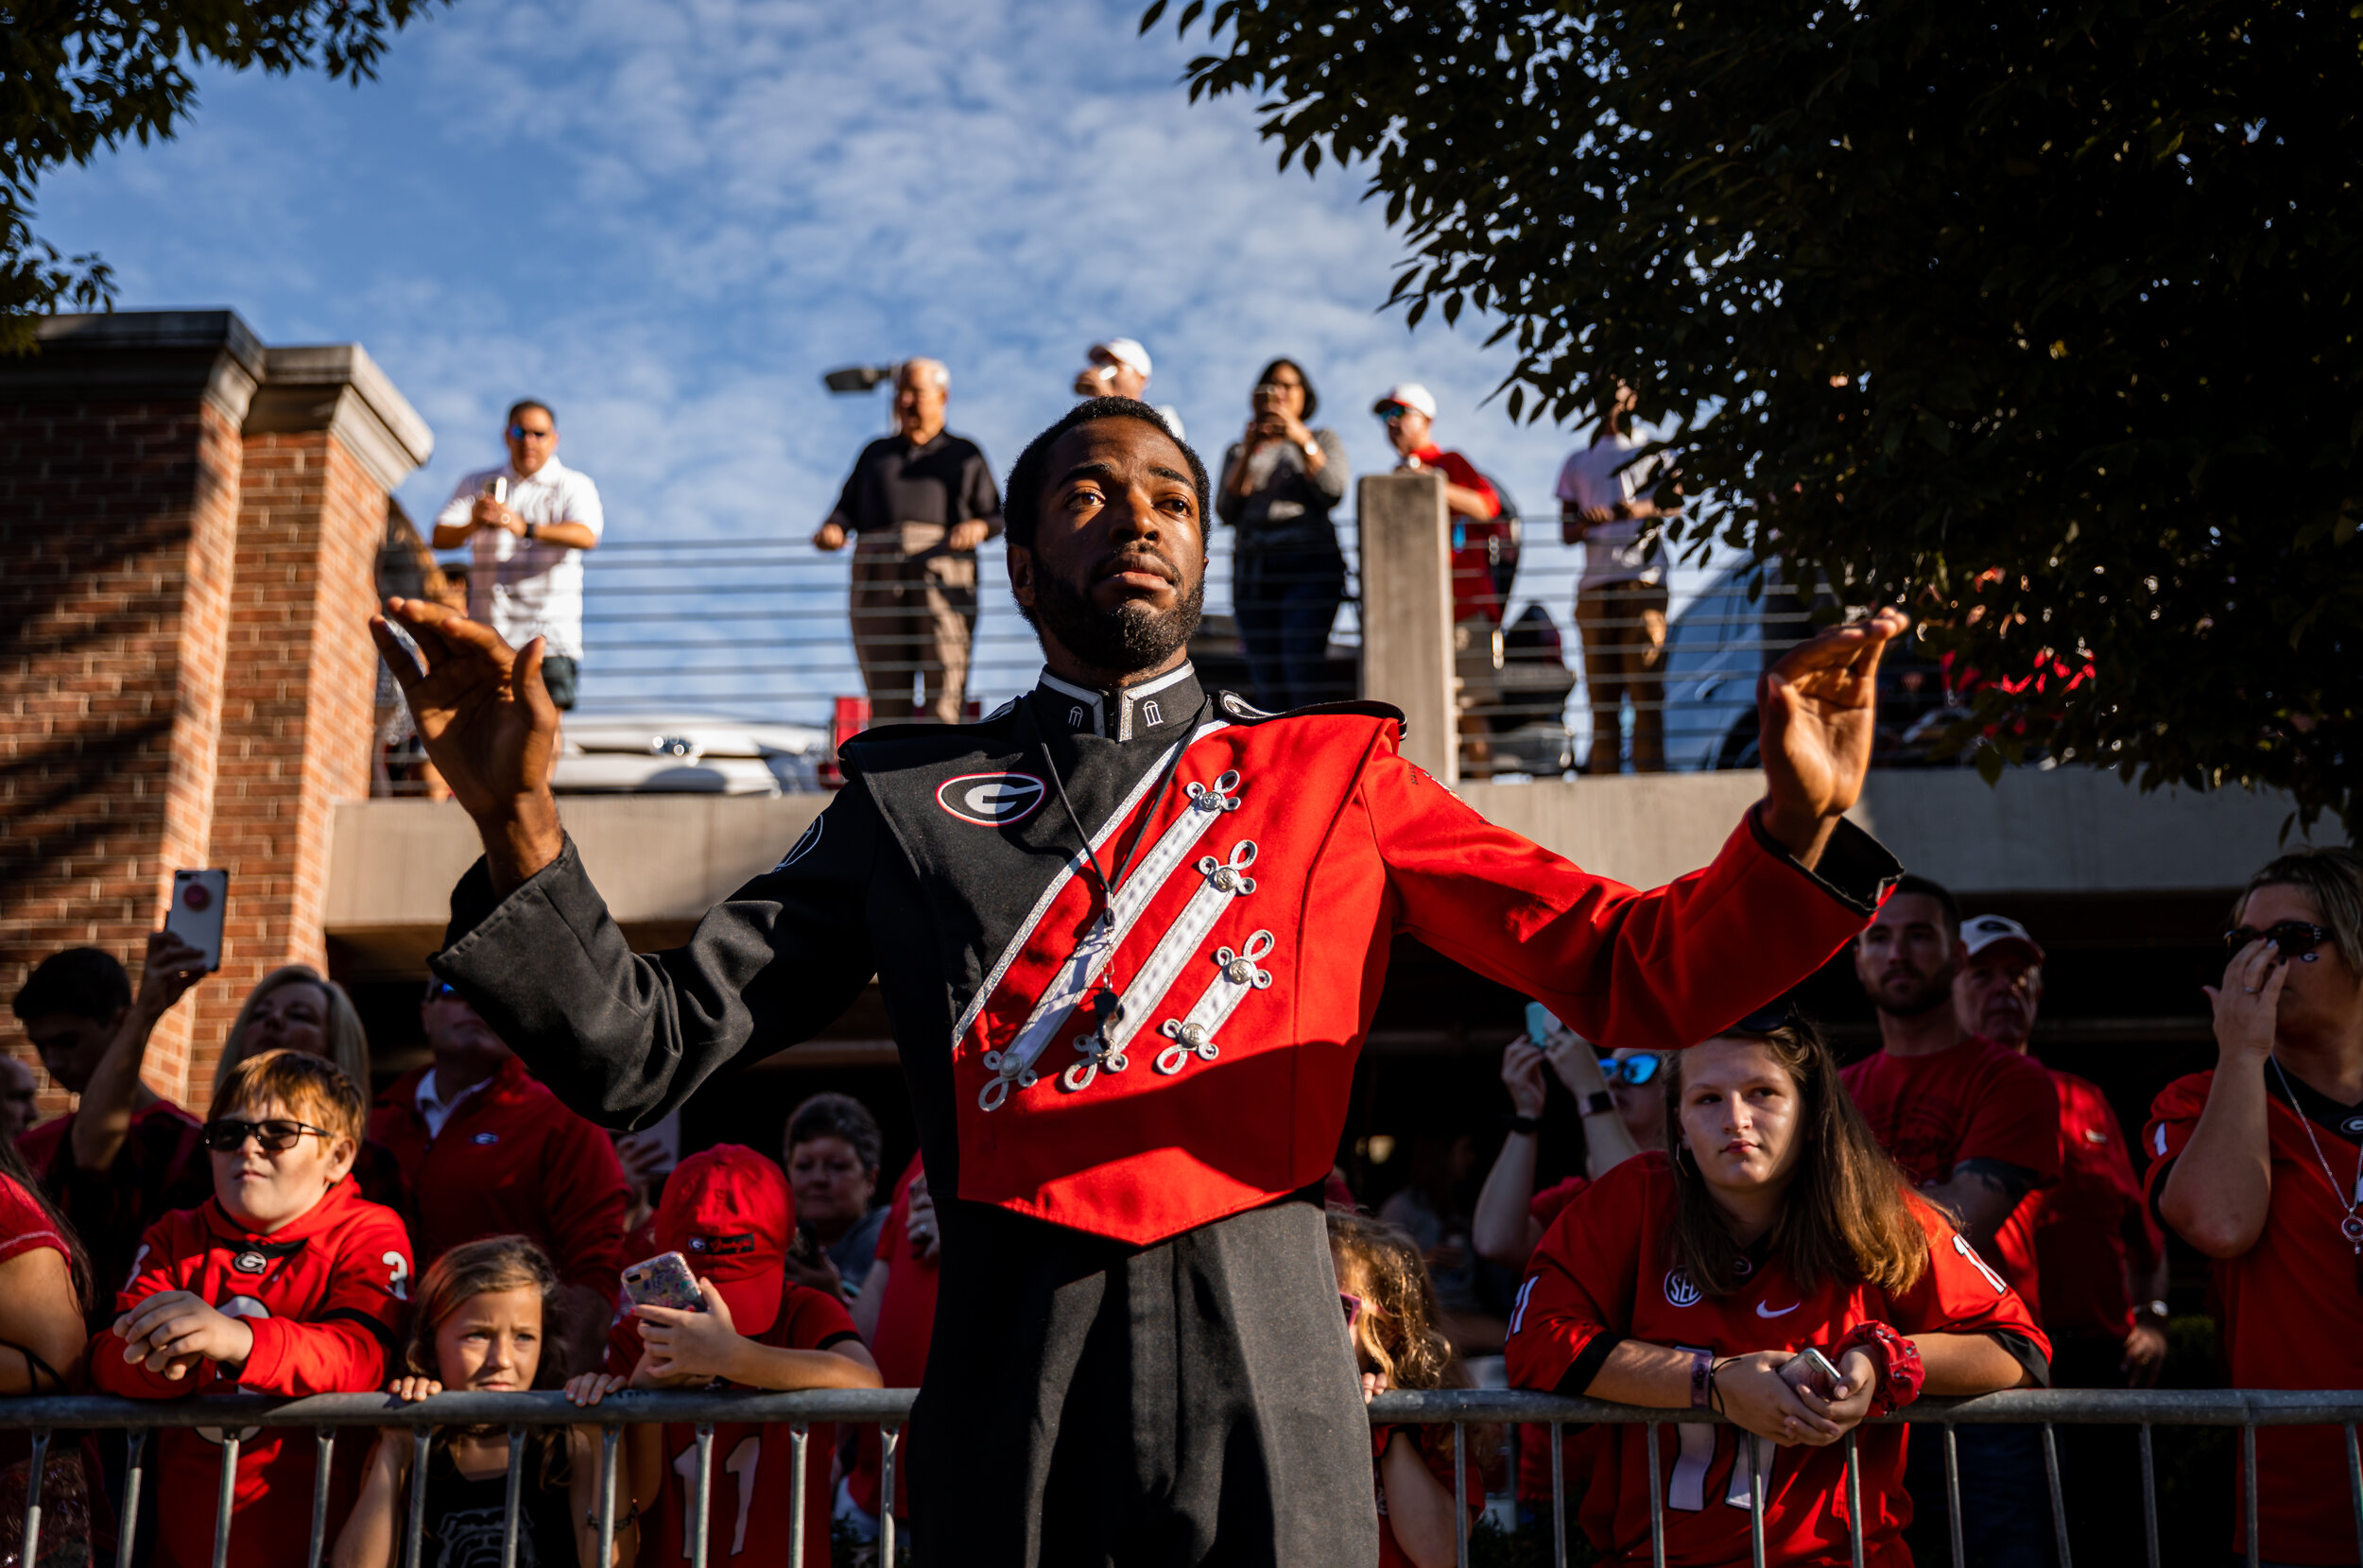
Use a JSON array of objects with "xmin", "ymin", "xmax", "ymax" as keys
[{"xmin": 936, "ymin": 772, "xmax": 1047, "ymax": 827}]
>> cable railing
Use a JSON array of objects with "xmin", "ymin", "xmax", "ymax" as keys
[
  {"xmin": 3, "ymin": 1386, "xmax": 2352, "ymax": 1568},
  {"xmin": 376, "ymin": 533, "xmax": 1953, "ymax": 796}
]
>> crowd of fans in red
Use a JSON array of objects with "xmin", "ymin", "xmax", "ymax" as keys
[{"xmin": 2, "ymin": 844, "xmax": 2359, "ymax": 1567}]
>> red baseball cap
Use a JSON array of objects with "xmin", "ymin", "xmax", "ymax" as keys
[{"xmin": 652, "ymin": 1144, "xmax": 793, "ymax": 1337}]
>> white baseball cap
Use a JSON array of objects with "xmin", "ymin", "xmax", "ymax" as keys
[
  {"xmin": 1961, "ymin": 914, "xmax": 2045, "ymax": 965},
  {"xmin": 1091, "ymin": 338, "xmax": 1153, "ymax": 376},
  {"xmin": 1372, "ymin": 382, "xmax": 1438, "ymax": 420}
]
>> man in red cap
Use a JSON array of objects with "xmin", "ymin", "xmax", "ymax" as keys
[{"xmin": 590, "ymin": 1145, "xmax": 879, "ymax": 1568}]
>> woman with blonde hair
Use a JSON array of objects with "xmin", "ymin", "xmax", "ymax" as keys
[
  {"xmin": 218, "ymin": 966, "xmax": 405, "ymax": 1210},
  {"xmin": 1506, "ymin": 1014, "xmax": 2046, "ymax": 1566}
]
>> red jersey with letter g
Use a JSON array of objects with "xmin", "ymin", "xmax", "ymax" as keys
[
  {"xmin": 947, "ymin": 713, "xmax": 1887, "ymax": 1245},
  {"xmin": 1505, "ymin": 1155, "xmax": 2047, "ymax": 1568},
  {"xmin": 93, "ymin": 1181, "xmax": 412, "ymax": 1568},
  {"xmin": 2147, "ymin": 1072, "xmax": 2363, "ymax": 1566}
]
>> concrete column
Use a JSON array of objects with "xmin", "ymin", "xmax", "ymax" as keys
[{"xmin": 1356, "ymin": 470, "xmax": 1457, "ymax": 784}]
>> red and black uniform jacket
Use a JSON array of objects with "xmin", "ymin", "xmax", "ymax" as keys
[
  {"xmin": 434, "ymin": 665, "xmax": 1899, "ymax": 1247},
  {"xmin": 92, "ymin": 1180, "xmax": 413, "ymax": 1568},
  {"xmin": 1506, "ymin": 1155, "xmax": 2049, "ymax": 1568},
  {"xmin": 369, "ymin": 1053, "xmax": 630, "ymax": 1297},
  {"xmin": 2147, "ymin": 1070, "xmax": 2363, "ymax": 1566}
]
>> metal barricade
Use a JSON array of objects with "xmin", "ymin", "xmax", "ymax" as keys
[{"xmin": 3, "ymin": 1386, "xmax": 2357, "ymax": 1567}]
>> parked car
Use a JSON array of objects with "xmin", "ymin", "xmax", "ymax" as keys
[{"xmin": 553, "ymin": 715, "xmax": 829, "ymax": 795}]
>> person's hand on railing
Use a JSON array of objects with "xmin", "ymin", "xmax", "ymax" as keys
[
  {"xmin": 112, "ymin": 1290, "xmax": 254, "ymax": 1378},
  {"xmin": 1755, "ymin": 606, "xmax": 1910, "ymax": 870},
  {"xmin": 1779, "ymin": 1348, "xmax": 1879, "ymax": 1447},
  {"xmin": 1358, "ymin": 1366, "xmax": 1390, "ymax": 1406},
  {"xmin": 812, "ymin": 520, "xmax": 850, "ymax": 552},
  {"xmin": 1712, "ymin": 1351, "xmax": 1847, "ymax": 1447},
  {"xmin": 386, "ymin": 1374, "xmax": 443, "ymax": 1404},
  {"xmin": 561, "ymin": 1371, "xmax": 631, "ymax": 1407},
  {"xmin": 372, "ymin": 597, "xmax": 564, "ymax": 894}
]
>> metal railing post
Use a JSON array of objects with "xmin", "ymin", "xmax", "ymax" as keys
[
  {"xmin": 688, "ymin": 1423, "xmax": 714, "ymax": 1568},
  {"xmin": 2244, "ymin": 1424, "xmax": 2261, "ymax": 1568},
  {"xmin": 1549, "ymin": 1421, "xmax": 1566, "ymax": 1568},
  {"xmin": 1644, "ymin": 1419, "xmax": 1665, "ymax": 1568},
  {"xmin": 1941, "ymin": 1424, "xmax": 1964, "ymax": 1568},
  {"xmin": 1843, "ymin": 1430, "xmax": 1865, "ymax": 1568},
  {"xmin": 787, "ymin": 1422, "xmax": 809, "ymax": 1568},
  {"xmin": 1747, "ymin": 1434, "xmax": 1767, "ymax": 1568},
  {"xmin": 880, "ymin": 1422, "xmax": 900, "ymax": 1567},
  {"xmin": 2139, "ymin": 1422, "xmax": 2160, "ymax": 1568},
  {"xmin": 596, "ymin": 1423, "xmax": 621, "ymax": 1567},
  {"xmin": 502, "ymin": 1426, "xmax": 526, "ymax": 1568},
  {"xmin": 1453, "ymin": 1421, "xmax": 1469, "ymax": 1568},
  {"xmin": 404, "ymin": 1425, "xmax": 430, "ymax": 1568},
  {"xmin": 115, "ymin": 1429, "xmax": 146, "ymax": 1568},
  {"xmin": 2042, "ymin": 1422, "xmax": 2072, "ymax": 1568},
  {"xmin": 308, "ymin": 1428, "xmax": 336, "ymax": 1568},
  {"xmin": 210, "ymin": 1430, "xmax": 241, "ymax": 1568},
  {"xmin": 19, "ymin": 1426, "xmax": 48, "ymax": 1565},
  {"xmin": 2348, "ymin": 1422, "xmax": 2363, "ymax": 1568}
]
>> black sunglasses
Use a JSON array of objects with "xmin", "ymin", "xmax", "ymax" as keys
[
  {"xmin": 1601, "ymin": 1053, "xmax": 1665, "ymax": 1087},
  {"xmin": 2224, "ymin": 921, "xmax": 2331, "ymax": 958},
  {"xmin": 507, "ymin": 425, "xmax": 554, "ymax": 440},
  {"xmin": 202, "ymin": 1118, "xmax": 332, "ymax": 1154}
]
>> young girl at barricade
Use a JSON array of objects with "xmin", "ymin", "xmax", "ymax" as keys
[
  {"xmin": 333, "ymin": 1236, "xmax": 632, "ymax": 1568},
  {"xmin": 95, "ymin": 1050, "xmax": 413, "ymax": 1568},
  {"xmin": 566, "ymin": 1145, "xmax": 880, "ymax": 1568},
  {"xmin": 1504, "ymin": 1014, "xmax": 2049, "ymax": 1567},
  {"xmin": 1330, "ymin": 1209, "xmax": 1492, "ymax": 1568}
]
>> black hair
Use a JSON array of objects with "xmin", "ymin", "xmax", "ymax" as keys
[
  {"xmin": 505, "ymin": 399, "xmax": 555, "ymax": 430},
  {"xmin": 785, "ymin": 1091, "xmax": 884, "ymax": 1175},
  {"xmin": 10, "ymin": 948, "xmax": 129, "ymax": 1024},
  {"xmin": 1888, "ymin": 874, "xmax": 1962, "ymax": 936},
  {"xmin": 1002, "ymin": 397, "xmax": 1210, "ymax": 551},
  {"xmin": 1255, "ymin": 357, "xmax": 1319, "ymax": 421}
]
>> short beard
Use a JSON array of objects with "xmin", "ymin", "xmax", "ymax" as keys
[
  {"xmin": 1025, "ymin": 562, "xmax": 1204, "ymax": 681},
  {"xmin": 1871, "ymin": 962, "xmax": 1958, "ymax": 1020}
]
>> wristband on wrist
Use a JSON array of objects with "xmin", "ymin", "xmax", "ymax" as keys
[
  {"xmin": 1684, "ymin": 1345, "xmax": 1714, "ymax": 1411},
  {"xmin": 1831, "ymin": 1321, "xmax": 1925, "ymax": 1415},
  {"xmin": 1503, "ymin": 1112, "xmax": 1541, "ymax": 1135}
]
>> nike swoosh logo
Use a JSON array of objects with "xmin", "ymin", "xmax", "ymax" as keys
[{"xmin": 1755, "ymin": 1301, "xmax": 1801, "ymax": 1318}]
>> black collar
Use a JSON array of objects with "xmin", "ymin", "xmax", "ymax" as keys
[
  {"xmin": 2267, "ymin": 1060, "xmax": 2363, "ymax": 1145},
  {"xmin": 1034, "ymin": 663, "xmax": 1204, "ymax": 743}
]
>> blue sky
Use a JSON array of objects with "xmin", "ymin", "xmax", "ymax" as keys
[{"xmin": 38, "ymin": 0, "xmax": 1650, "ymax": 724}]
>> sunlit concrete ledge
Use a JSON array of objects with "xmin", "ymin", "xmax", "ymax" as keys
[{"xmin": 326, "ymin": 769, "xmax": 2322, "ymax": 974}]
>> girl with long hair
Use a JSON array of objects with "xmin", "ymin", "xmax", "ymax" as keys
[
  {"xmin": 1330, "ymin": 1210, "xmax": 1487, "ymax": 1568},
  {"xmin": 1505, "ymin": 1016, "xmax": 2047, "ymax": 1566},
  {"xmin": 334, "ymin": 1236, "xmax": 632, "ymax": 1568}
]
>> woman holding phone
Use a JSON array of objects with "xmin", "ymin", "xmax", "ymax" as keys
[
  {"xmin": 1216, "ymin": 357, "xmax": 1350, "ymax": 712},
  {"xmin": 1506, "ymin": 1014, "xmax": 2047, "ymax": 1567}
]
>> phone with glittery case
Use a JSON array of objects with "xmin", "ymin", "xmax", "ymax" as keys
[{"xmin": 621, "ymin": 1251, "xmax": 705, "ymax": 1314}]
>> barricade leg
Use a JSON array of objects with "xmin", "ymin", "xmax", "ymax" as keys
[
  {"xmin": 115, "ymin": 1429, "xmax": 147, "ymax": 1568},
  {"xmin": 688, "ymin": 1423, "xmax": 714, "ymax": 1568},
  {"xmin": 1747, "ymin": 1434, "xmax": 1767, "ymax": 1568},
  {"xmin": 502, "ymin": 1426, "xmax": 526, "ymax": 1568},
  {"xmin": 1453, "ymin": 1421, "xmax": 1469, "ymax": 1568},
  {"xmin": 2348, "ymin": 1422, "xmax": 2363, "ymax": 1568},
  {"xmin": 1942, "ymin": 1425, "xmax": 1964, "ymax": 1568},
  {"xmin": 405, "ymin": 1426, "xmax": 431, "ymax": 1568},
  {"xmin": 1843, "ymin": 1431, "xmax": 1865, "ymax": 1568},
  {"xmin": 787, "ymin": 1422, "xmax": 808, "ymax": 1568},
  {"xmin": 2139, "ymin": 1423, "xmax": 2160, "ymax": 1568},
  {"xmin": 20, "ymin": 1427, "xmax": 48, "ymax": 1565},
  {"xmin": 1644, "ymin": 1420, "xmax": 1666, "ymax": 1568},
  {"xmin": 2042, "ymin": 1422, "xmax": 2072, "ymax": 1568},
  {"xmin": 880, "ymin": 1423, "xmax": 900, "ymax": 1567},
  {"xmin": 308, "ymin": 1428, "xmax": 336, "ymax": 1568},
  {"xmin": 595, "ymin": 1424, "xmax": 620, "ymax": 1567},
  {"xmin": 2243, "ymin": 1424, "xmax": 2260, "ymax": 1568},
  {"xmin": 1549, "ymin": 1421, "xmax": 1566, "ymax": 1568},
  {"xmin": 211, "ymin": 1430, "xmax": 241, "ymax": 1568}
]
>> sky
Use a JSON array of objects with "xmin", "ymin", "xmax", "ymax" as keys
[{"xmin": 36, "ymin": 0, "xmax": 1695, "ymax": 729}]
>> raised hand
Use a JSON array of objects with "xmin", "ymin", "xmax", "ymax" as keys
[
  {"xmin": 371, "ymin": 597, "xmax": 563, "ymax": 891},
  {"xmin": 1756, "ymin": 607, "xmax": 1909, "ymax": 869}
]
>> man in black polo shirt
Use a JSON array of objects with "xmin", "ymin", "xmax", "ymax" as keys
[{"xmin": 815, "ymin": 358, "xmax": 1003, "ymax": 722}]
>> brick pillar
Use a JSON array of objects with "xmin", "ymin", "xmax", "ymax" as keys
[
  {"xmin": 0, "ymin": 313, "xmax": 262, "ymax": 1103},
  {"xmin": 0, "ymin": 317, "xmax": 431, "ymax": 1112},
  {"xmin": 185, "ymin": 347, "xmax": 434, "ymax": 1098}
]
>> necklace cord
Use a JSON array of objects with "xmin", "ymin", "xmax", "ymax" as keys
[
  {"xmin": 1027, "ymin": 692, "xmax": 1204, "ymax": 916},
  {"xmin": 2269, "ymin": 1057, "xmax": 2363, "ymax": 1248}
]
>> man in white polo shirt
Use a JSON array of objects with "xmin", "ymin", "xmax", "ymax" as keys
[
  {"xmin": 432, "ymin": 399, "xmax": 604, "ymax": 710},
  {"xmin": 1557, "ymin": 382, "xmax": 1678, "ymax": 774}
]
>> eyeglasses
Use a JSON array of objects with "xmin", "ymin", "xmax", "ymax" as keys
[
  {"xmin": 1339, "ymin": 1291, "xmax": 1380, "ymax": 1329},
  {"xmin": 1600, "ymin": 1054, "xmax": 1665, "ymax": 1087},
  {"xmin": 201, "ymin": 1118, "xmax": 332, "ymax": 1154},
  {"xmin": 507, "ymin": 425, "xmax": 554, "ymax": 441},
  {"xmin": 1375, "ymin": 405, "xmax": 1409, "ymax": 422},
  {"xmin": 2225, "ymin": 921, "xmax": 2331, "ymax": 958}
]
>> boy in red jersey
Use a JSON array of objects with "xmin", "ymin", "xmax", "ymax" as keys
[
  {"xmin": 2151, "ymin": 849, "xmax": 2363, "ymax": 1567},
  {"xmin": 371, "ymin": 978, "xmax": 629, "ymax": 1370},
  {"xmin": 1508, "ymin": 1016, "xmax": 2045, "ymax": 1568},
  {"xmin": 95, "ymin": 1050, "xmax": 412, "ymax": 1568},
  {"xmin": 571, "ymin": 1144, "xmax": 879, "ymax": 1568}
]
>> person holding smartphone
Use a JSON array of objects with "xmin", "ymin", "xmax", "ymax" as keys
[
  {"xmin": 1216, "ymin": 358, "xmax": 1350, "ymax": 711},
  {"xmin": 429, "ymin": 399, "xmax": 602, "ymax": 712},
  {"xmin": 1507, "ymin": 1013, "xmax": 2046, "ymax": 1568}
]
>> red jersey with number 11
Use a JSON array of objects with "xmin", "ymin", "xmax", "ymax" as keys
[{"xmin": 1505, "ymin": 1155, "xmax": 2047, "ymax": 1568}]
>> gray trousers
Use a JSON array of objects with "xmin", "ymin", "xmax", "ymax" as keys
[{"xmin": 908, "ymin": 1198, "xmax": 1376, "ymax": 1567}]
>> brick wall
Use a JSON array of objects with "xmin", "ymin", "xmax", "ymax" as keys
[{"xmin": 0, "ymin": 398, "xmax": 244, "ymax": 1102}]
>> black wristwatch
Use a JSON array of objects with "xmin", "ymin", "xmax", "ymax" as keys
[
  {"xmin": 1503, "ymin": 1113, "xmax": 1541, "ymax": 1136},
  {"xmin": 1583, "ymin": 1091, "xmax": 1615, "ymax": 1118},
  {"xmin": 2139, "ymin": 1299, "xmax": 2170, "ymax": 1321}
]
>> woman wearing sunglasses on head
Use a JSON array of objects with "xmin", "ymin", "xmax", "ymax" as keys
[{"xmin": 2150, "ymin": 847, "xmax": 2363, "ymax": 1568}]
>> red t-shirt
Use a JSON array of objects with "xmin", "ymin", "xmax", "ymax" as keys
[
  {"xmin": 370, "ymin": 1057, "xmax": 630, "ymax": 1297},
  {"xmin": 1839, "ymin": 1036, "xmax": 2060, "ymax": 1306},
  {"xmin": 846, "ymin": 1154, "xmax": 937, "ymax": 1520},
  {"xmin": 1406, "ymin": 444, "xmax": 1505, "ymax": 627},
  {"xmin": 1506, "ymin": 1154, "xmax": 2047, "ymax": 1568},
  {"xmin": 1374, "ymin": 1422, "xmax": 1483, "ymax": 1568},
  {"xmin": 0, "ymin": 1170, "xmax": 68, "ymax": 1270},
  {"xmin": 18, "ymin": 1100, "xmax": 210, "ymax": 1324},
  {"xmin": 1518, "ymin": 1175, "xmax": 1594, "ymax": 1504},
  {"xmin": 2032, "ymin": 1070, "xmax": 2162, "ymax": 1340},
  {"xmin": 92, "ymin": 1181, "xmax": 414, "ymax": 1568},
  {"xmin": 2147, "ymin": 1071, "xmax": 2363, "ymax": 1565}
]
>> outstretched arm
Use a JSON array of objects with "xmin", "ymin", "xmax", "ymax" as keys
[
  {"xmin": 1755, "ymin": 607, "xmax": 1908, "ymax": 870},
  {"xmin": 71, "ymin": 929, "xmax": 208, "ymax": 1174}
]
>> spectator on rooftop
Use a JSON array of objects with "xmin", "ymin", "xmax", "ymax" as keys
[
  {"xmin": 0, "ymin": 1053, "xmax": 39, "ymax": 1142},
  {"xmin": 1844, "ymin": 875, "xmax": 2060, "ymax": 1568},
  {"xmin": 1558, "ymin": 382, "xmax": 1680, "ymax": 775},
  {"xmin": 780, "ymin": 1091, "xmax": 888, "ymax": 1300},
  {"xmin": 10, "ymin": 939, "xmax": 212, "ymax": 1331},
  {"xmin": 1216, "ymin": 357, "xmax": 1350, "ymax": 712},
  {"xmin": 2151, "ymin": 847, "xmax": 2363, "ymax": 1567},
  {"xmin": 1957, "ymin": 913, "xmax": 2166, "ymax": 1567},
  {"xmin": 371, "ymin": 978, "xmax": 629, "ymax": 1373},
  {"xmin": 1376, "ymin": 384, "xmax": 1507, "ymax": 779},
  {"xmin": 812, "ymin": 358, "xmax": 1002, "ymax": 725},
  {"xmin": 1075, "ymin": 336, "xmax": 1184, "ymax": 442},
  {"xmin": 431, "ymin": 399, "xmax": 603, "ymax": 713}
]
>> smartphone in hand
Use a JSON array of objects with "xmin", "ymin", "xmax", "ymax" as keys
[
  {"xmin": 1780, "ymin": 1345, "xmax": 1846, "ymax": 1399},
  {"xmin": 1525, "ymin": 1001, "xmax": 1563, "ymax": 1043},
  {"xmin": 621, "ymin": 1251, "xmax": 705, "ymax": 1314},
  {"xmin": 164, "ymin": 870, "xmax": 228, "ymax": 973}
]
